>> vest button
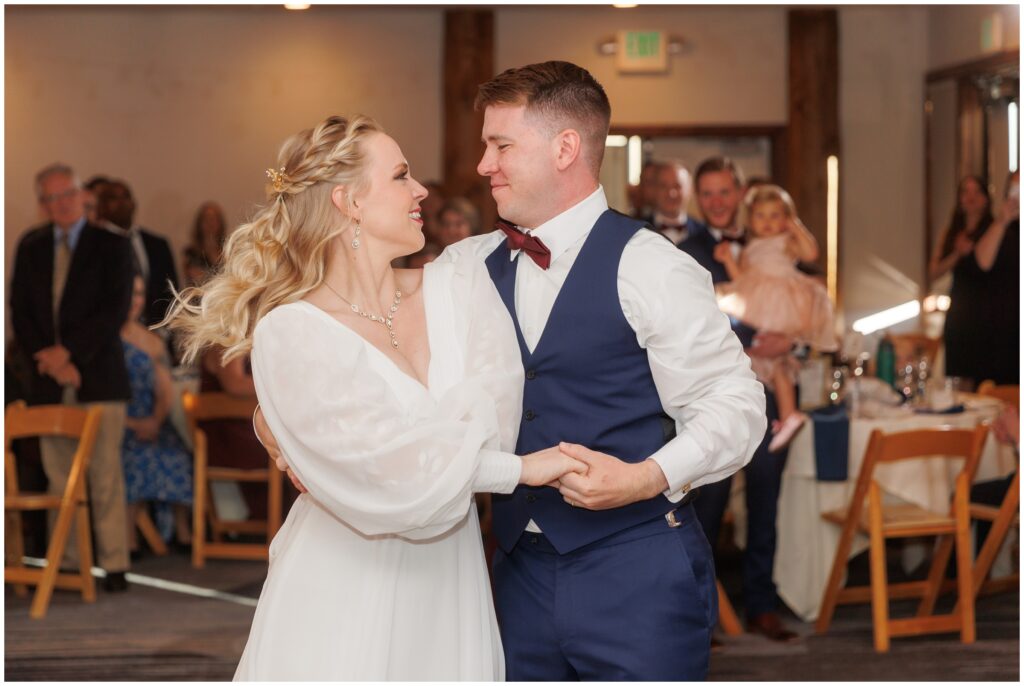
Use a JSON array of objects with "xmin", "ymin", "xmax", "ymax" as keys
[
  {"xmin": 524, "ymin": 410, "xmax": 536, "ymax": 421},
  {"xmin": 526, "ymin": 369, "xmax": 537, "ymax": 380},
  {"xmin": 525, "ymin": 493, "xmax": 537, "ymax": 503}
]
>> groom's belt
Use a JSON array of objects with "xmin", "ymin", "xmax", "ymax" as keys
[{"xmin": 517, "ymin": 501, "xmax": 700, "ymax": 555}]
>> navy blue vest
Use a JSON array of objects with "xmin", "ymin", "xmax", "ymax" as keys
[{"xmin": 486, "ymin": 210, "xmax": 676, "ymax": 554}]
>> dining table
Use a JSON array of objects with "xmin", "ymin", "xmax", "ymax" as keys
[{"xmin": 770, "ymin": 392, "xmax": 1016, "ymax": 622}]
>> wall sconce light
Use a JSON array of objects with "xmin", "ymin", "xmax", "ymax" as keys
[{"xmin": 284, "ymin": 3, "xmax": 311, "ymax": 10}]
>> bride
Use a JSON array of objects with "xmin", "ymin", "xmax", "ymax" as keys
[{"xmin": 165, "ymin": 115, "xmax": 584, "ymax": 680}]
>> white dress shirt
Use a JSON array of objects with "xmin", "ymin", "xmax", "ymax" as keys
[
  {"xmin": 438, "ymin": 187, "xmax": 765, "ymax": 508},
  {"xmin": 707, "ymin": 225, "xmax": 745, "ymax": 261}
]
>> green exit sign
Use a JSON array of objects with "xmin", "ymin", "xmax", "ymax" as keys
[
  {"xmin": 625, "ymin": 31, "xmax": 660, "ymax": 59},
  {"xmin": 617, "ymin": 30, "xmax": 668, "ymax": 73}
]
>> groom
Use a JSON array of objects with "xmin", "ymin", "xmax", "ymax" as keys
[
  {"xmin": 438, "ymin": 61, "xmax": 764, "ymax": 680},
  {"xmin": 262, "ymin": 61, "xmax": 765, "ymax": 680}
]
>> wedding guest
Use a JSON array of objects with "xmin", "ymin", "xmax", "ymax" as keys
[
  {"xmin": 715, "ymin": 184, "xmax": 837, "ymax": 451},
  {"xmin": 83, "ymin": 175, "xmax": 111, "ymax": 224},
  {"xmin": 97, "ymin": 180, "xmax": 181, "ymax": 328},
  {"xmin": 120, "ymin": 274, "xmax": 192, "ymax": 551},
  {"xmin": 406, "ymin": 243, "xmax": 441, "ymax": 268},
  {"xmin": 630, "ymin": 160, "xmax": 660, "ymax": 219},
  {"xmin": 10, "ymin": 163, "xmax": 134, "ymax": 591},
  {"xmin": 971, "ymin": 403, "xmax": 1018, "ymax": 554},
  {"xmin": 971, "ymin": 171, "xmax": 1019, "ymax": 385},
  {"xmin": 200, "ymin": 349, "xmax": 281, "ymax": 521},
  {"xmin": 645, "ymin": 160, "xmax": 706, "ymax": 246},
  {"xmin": 184, "ymin": 201, "xmax": 227, "ymax": 286},
  {"xmin": 437, "ymin": 196, "xmax": 480, "ymax": 247},
  {"xmin": 420, "ymin": 180, "xmax": 446, "ymax": 245},
  {"xmin": 929, "ymin": 175, "xmax": 994, "ymax": 387},
  {"xmin": 689, "ymin": 155, "xmax": 801, "ymax": 642}
]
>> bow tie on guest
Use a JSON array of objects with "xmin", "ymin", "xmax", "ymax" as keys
[
  {"xmin": 495, "ymin": 219, "xmax": 551, "ymax": 270},
  {"xmin": 657, "ymin": 222, "xmax": 685, "ymax": 231},
  {"xmin": 720, "ymin": 233, "xmax": 747, "ymax": 246}
]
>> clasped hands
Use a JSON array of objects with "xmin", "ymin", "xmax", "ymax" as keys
[
  {"xmin": 34, "ymin": 345, "xmax": 81, "ymax": 389},
  {"xmin": 254, "ymin": 407, "xmax": 668, "ymax": 510},
  {"xmin": 521, "ymin": 443, "xmax": 669, "ymax": 510}
]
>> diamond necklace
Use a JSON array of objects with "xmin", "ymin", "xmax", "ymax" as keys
[{"xmin": 323, "ymin": 281, "xmax": 403, "ymax": 349}]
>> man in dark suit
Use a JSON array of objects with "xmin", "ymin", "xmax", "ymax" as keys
[
  {"xmin": 688, "ymin": 156, "xmax": 799, "ymax": 642},
  {"xmin": 96, "ymin": 179, "xmax": 180, "ymax": 328},
  {"xmin": 643, "ymin": 160, "xmax": 707, "ymax": 247},
  {"xmin": 10, "ymin": 163, "xmax": 134, "ymax": 591}
]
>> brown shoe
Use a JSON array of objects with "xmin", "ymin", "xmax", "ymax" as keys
[
  {"xmin": 746, "ymin": 612, "xmax": 797, "ymax": 642},
  {"xmin": 710, "ymin": 635, "xmax": 724, "ymax": 653}
]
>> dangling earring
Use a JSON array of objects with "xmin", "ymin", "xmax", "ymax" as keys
[{"xmin": 351, "ymin": 220, "xmax": 361, "ymax": 249}]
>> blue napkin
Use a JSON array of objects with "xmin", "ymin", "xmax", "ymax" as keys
[{"xmin": 810, "ymin": 403, "xmax": 849, "ymax": 481}]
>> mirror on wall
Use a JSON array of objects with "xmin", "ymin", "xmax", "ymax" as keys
[{"xmin": 924, "ymin": 53, "xmax": 1019, "ymax": 297}]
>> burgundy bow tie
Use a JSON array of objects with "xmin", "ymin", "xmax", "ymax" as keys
[
  {"xmin": 495, "ymin": 220, "xmax": 551, "ymax": 270},
  {"xmin": 721, "ymin": 233, "xmax": 747, "ymax": 246}
]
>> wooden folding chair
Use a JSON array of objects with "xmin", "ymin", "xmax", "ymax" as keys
[
  {"xmin": 716, "ymin": 579, "xmax": 743, "ymax": 636},
  {"xmin": 183, "ymin": 391, "xmax": 282, "ymax": 568},
  {"xmin": 976, "ymin": 381, "xmax": 1020, "ymax": 411},
  {"xmin": 967, "ymin": 471, "xmax": 1019, "ymax": 597},
  {"xmin": 815, "ymin": 425, "xmax": 988, "ymax": 652},
  {"xmin": 4, "ymin": 401, "xmax": 103, "ymax": 619}
]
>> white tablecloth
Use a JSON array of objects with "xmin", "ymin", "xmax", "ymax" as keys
[{"xmin": 774, "ymin": 395, "xmax": 1016, "ymax": 621}]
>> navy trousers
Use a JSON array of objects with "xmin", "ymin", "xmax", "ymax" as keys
[
  {"xmin": 693, "ymin": 390, "xmax": 789, "ymax": 617},
  {"xmin": 493, "ymin": 504, "xmax": 716, "ymax": 681}
]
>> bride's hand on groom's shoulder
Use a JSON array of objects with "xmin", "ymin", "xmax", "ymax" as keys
[
  {"xmin": 519, "ymin": 446, "xmax": 588, "ymax": 487},
  {"xmin": 255, "ymin": 407, "xmax": 308, "ymax": 494},
  {"xmin": 554, "ymin": 444, "xmax": 669, "ymax": 511}
]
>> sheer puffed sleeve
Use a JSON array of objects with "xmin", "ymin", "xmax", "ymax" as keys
[{"xmin": 250, "ymin": 260, "xmax": 523, "ymax": 541}]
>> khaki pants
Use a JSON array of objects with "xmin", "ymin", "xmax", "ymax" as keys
[{"xmin": 39, "ymin": 389, "xmax": 129, "ymax": 573}]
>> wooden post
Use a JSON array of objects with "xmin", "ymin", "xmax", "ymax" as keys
[
  {"xmin": 443, "ymin": 9, "xmax": 496, "ymax": 232},
  {"xmin": 787, "ymin": 9, "xmax": 839, "ymax": 280}
]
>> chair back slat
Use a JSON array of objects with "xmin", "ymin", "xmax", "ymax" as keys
[
  {"xmin": 182, "ymin": 391, "xmax": 258, "ymax": 423},
  {"xmin": 977, "ymin": 381, "xmax": 1020, "ymax": 411},
  {"xmin": 4, "ymin": 401, "xmax": 89, "ymax": 444}
]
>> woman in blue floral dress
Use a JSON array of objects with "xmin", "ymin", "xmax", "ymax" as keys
[{"xmin": 121, "ymin": 275, "xmax": 192, "ymax": 548}]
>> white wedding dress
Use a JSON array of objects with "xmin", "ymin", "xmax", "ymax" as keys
[{"xmin": 234, "ymin": 258, "xmax": 524, "ymax": 681}]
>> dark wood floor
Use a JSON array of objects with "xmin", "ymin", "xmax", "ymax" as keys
[{"xmin": 5, "ymin": 549, "xmax": 1019, "ymax": 681}]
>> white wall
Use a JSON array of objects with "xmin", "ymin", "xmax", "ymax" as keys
[
  {"xmin": 5, "ymin": 5, "xmax": 444, "ymax": 281},
  {"xmin": 928, "ymin": 4, "xmax": 1020, "ymax": 69},
  {"xmin": 838, "ymin": 7, "xmax": 930, "ymax": 328},
  {"xmin": 496, "ymin": 5, "xmax": 788, "ymax": 125}
]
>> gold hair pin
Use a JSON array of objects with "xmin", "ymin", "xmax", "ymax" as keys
[{"xmin": 265, "ymin": 167, "xmax": 287, "ymax": 193}]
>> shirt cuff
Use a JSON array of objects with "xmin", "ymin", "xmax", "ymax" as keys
[
  {"xmin": 649, "ymin": 432, "xmax": 707, "ymax": 500},
  {"xmin": 474, "ymin": 449, "xmax": 522, "ymax": 494}
]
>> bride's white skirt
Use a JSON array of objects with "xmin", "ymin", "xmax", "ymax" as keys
[{"xmin": 234, "ymin": 495, "xmax": 504, "ymax": 681}]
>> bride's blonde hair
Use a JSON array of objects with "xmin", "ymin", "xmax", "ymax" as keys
[{"xmin": 162, "ymin": 114, "xmax": 382, "ymax": 364}]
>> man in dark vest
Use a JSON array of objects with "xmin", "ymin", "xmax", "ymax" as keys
[
  {"xmin": 687, "ymin": 156, "xmax": 801, "ymax": 642},
  {"xmin": 259, "ymin": 63, "xmax": 765, "ymax": 679},
  {"xmin": 443, "ymin": 62, "xmax": 765, "ymax": 680}
]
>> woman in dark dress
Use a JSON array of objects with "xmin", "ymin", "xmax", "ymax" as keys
[
  {"xmin": 929, "ymin": 176, "xmax": 994, "ymax": 387},
  {"xmin": 971, "ymin": 171, "xmax": 1020, "ymax": 385}
]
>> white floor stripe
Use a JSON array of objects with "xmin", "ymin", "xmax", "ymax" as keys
[{"xmin": 20, "ymin": 556, "xmax": 259, "ymax": 607}]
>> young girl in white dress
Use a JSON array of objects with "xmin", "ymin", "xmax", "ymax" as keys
[
  {"xmin": 164, "ymin": 115, "xmax": 585, "ymax": 680},
  {"xmin": 714, "ymin": 184, "xmax": 837, "ymax": 452}
]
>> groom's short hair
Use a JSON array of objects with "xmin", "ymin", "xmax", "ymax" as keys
[{"xmin": 475, "ymin": 61, "xmax": 612, "ymax": 177}]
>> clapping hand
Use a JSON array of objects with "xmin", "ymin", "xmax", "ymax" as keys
[
  {"xmin": 552, "ymin": 443, "xmax": 668, "ymax": 510},
  {"xmin": 954, "ymin": 232, "xmax": 975, "ymax": 257},
  {"xmin": 256, "ymin": 406, "xmax": 308, "ymax": 493}
]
